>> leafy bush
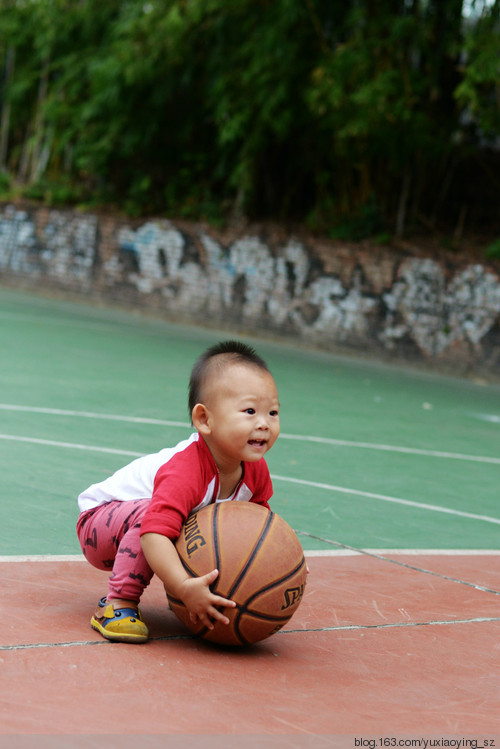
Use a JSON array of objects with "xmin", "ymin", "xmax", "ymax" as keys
[{"xmin": 0, "ymin": 0, "xmax": 499, "ymax": 239}]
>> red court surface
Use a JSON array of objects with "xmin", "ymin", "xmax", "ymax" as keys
[{"xmin": 2, "ymin": 552, "xmax": 499, "ymax": 746}]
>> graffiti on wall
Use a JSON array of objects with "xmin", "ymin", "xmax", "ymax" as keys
[
  {"xmin": 0, "ymin": 205, "xmax": 97, "ymax": 283},
  {"xmin": 0, "ymin": 207, "xmax": 37, "ymax": 274},
  {"xmin": 381, "ymin": 259, "xmax": 500, "ymax": 355},
  {"xmin": 1, "ymin": 206, "xmax": 500, "ymax": 361}
]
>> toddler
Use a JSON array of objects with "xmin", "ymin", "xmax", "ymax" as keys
[{"xmin": 76, "ymin": 340, "xmax": 280, "ymax": 642}]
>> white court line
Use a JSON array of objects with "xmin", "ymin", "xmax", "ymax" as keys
[
  {"xmin": 472, "ymin": 412, "xmax": 500, "ymax": 424},
  {"xmin": 0, "ymin": 404, "xmax": 189, "ymax": 429},
  {"xmin": 0, "ymin": 433, "xmax": 144, "ymax": 458},
  {"xmin": 1, "ymin": 403, "xmax": 499, "ymax": 464},
  {"xmin": 1, "ymin": 550, "xmax": 500, "ymax": 563},
  {"xmin": 279, "ymin": 433, "xmax": 500, "ymax": 465},
  {"xmin": 0, "ymin": 555, "xmax": 87, "ymax": 562},
  {"xmin": 0, "ymin": 432, "xmax": 499, "ymax": 526},
  {"xmin": 271, "ymin": 473, "xmax": 500, "ymax": 525},
  {"xmin": 304, "ymin": 549, "xmax": 500, "ymax": 557}
]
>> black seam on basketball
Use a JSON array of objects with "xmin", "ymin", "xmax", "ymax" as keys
[
  {"xmin": 166, "ymin": 594, "xmax": 183, "ymax": 605},
  {"xmin": 240, "ymin": 556, "xmax": 307, "ymax": 610},
  {"xmin": 233, "ymin": 608, "xmax": 249, "ymax": 645},
  {"xmin": 233, "ymin": 606, "xmax": 291, "ymax": 646},
  {"xmin": 226, "ymin": 510, "xmax": 275, "ymax": 599},
  {"xmin": 177, "ymin": 555, "xmax": 199, "ymax": 579},
  {"xmin": 212, "ymin": 503, "xmax": 221, "ymax": 587},
  {"xmin": 235, "ymin": 606, "xmax": 294, "ymax": 624}
]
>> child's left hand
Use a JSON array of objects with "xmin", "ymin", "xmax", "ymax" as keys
[{"xmin": 179, "ymin": 568, "xmax": 236, "ymax": 630}]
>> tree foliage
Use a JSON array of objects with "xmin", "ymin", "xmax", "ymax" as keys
[{"xmin": 1, "ymin": 0, "xmax": 500, "ymax": 238}]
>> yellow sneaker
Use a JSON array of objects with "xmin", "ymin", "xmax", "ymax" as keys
[{"xmin": 91, "ymin": 597, "xmax": 149, "ymax": 643}]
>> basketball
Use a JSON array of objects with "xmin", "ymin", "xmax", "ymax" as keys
[{"xmin": 166, "ymin": 501, "xmax": 307, "ymax": 646}]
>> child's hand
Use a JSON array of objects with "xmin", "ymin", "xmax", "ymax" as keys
[{"xmin": 179, "ymin": 569, "xmax": 236, "ymax": 630}]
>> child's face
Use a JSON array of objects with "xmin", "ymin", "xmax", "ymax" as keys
[{"xmin": 195, "ymin": 363, "xmax": 280, "ymax": 472}]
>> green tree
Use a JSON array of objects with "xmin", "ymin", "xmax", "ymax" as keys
[{"xmin": 1, "ymin": 0, "xmax": 500, "ymax": 240}]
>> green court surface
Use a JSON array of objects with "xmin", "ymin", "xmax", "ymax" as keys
[{"xmin": 1, "ymin": 286, "xmax": 499, "ymax": 557}]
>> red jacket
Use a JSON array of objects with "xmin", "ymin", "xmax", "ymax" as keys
[{"xmin": 78, "ymin": 432, "xmax": 273, "ymax": 541}]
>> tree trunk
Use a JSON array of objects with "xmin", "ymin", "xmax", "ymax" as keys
[
  {"xmin": 29, "ymin": 55, "xmax": 51, "ymax": 183},
  {"xmin": 0, "ymin": 45, "xmax": 15, "ymax": 170}
]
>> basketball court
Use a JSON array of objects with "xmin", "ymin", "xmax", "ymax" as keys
[{"xmin": 1, "ymin": 287, "xmax": 499, "ymax": 747}]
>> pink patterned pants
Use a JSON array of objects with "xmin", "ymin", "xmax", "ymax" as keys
[{"xmin": 76, "ymin": 499, "xmax": 154, "ymax": 603}]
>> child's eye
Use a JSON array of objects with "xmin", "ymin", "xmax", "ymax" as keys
[
  {"xmin": 245, "ymin": 408, "xmax": 256, "ymax": 414},
  {"xmin": 270, "ymin": 410, "xmax": 279, "ymax": 417}
]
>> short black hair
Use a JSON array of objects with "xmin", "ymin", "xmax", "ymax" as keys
[{"xmin": 188, "ymin": 340, "xmax": 270, "ymax": 417}]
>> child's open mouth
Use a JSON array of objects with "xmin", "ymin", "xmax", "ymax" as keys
[{"xmin": 248, "ymin": 439, "xmax": 266, "ymax": 447}]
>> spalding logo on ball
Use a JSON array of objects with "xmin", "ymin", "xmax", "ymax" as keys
[{"xmin": 167, "ymin": 502, "xmax": 307, "ymax": 646}]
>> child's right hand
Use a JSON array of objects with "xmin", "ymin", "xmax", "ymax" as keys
[{"xmin": 179, "ymin": 568, "xmax": 236, "ymax": 630}]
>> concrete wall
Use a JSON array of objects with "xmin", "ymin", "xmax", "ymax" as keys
[{"xmin": 1, "ymin": 202, "xmax": 500, "ymax": 374}]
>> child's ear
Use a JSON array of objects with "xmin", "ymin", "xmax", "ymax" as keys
[{"xmin": 191, "ymin": 403, "xmax": 211, "ymax": 435}]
